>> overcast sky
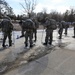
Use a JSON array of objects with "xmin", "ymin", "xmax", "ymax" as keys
[{"xmin": 6, "ymin": 0, "xmax": 75, "ymax": 15}]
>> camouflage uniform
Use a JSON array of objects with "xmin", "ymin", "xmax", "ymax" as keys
[
  {"xmin": 64, "ymin": 22, "xmax": 69, "ymax": 36},
  {"xmin": 32, "ymin": 19, "xmax": 39, "ymax": 42},
  {"xmin": 58, "ymin": 21, "xmax": 65, "ymax": 39},
  {"xmin": 58, "ymin": 22, "xmax": 63, "ymax": 39},
  {"xmin": 44, "ymin": 28, "xmax": 53, "ymax": 45},
  {"xmin": 25, "ymin": 29, "xmax": 33, "ymax": 47},
  {"xmin": 19, "ymin": 20, "xmax": 25, "ymax": 37},
  {"xmin": 23, "ymin": 19, "xmax": 35, "ymax": 47},
  {"xmin": 1, "ymin": 16, "xmax": 13, "ymax": 47},
  {"xmin": 72, "ymin": 22, "xmax": 75, "ymax": 38},
  {"xmin": 43, "ymin": 18, "xmax": 56, "ymax": 45}
]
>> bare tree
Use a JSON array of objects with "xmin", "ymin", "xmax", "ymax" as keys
[
  {"xmin": 42, "ymin": 8, "xmax": 47, "ymax": 14},
  {"xmin": 0, "ymin": 0, "xmax": 14, "ymax": 16},
  {"xmin": 20, "ymin": 0, "xmax": 37, "ymax": 18}
]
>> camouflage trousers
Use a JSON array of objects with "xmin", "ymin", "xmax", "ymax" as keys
[
  {"xmin": 25, "ymin": 31, "xmax": 33, "ymax": 46},
  {"xmin": 21, "ymin": 28, "xmax": 25, "ymax": 36},
  {"xmin": 45, "ymin": 29, "xmax": 53, "ymax": 45},
  {"xmin": 2, "ymin": 32, "xmax": 12, "ymax": 47},
  {"xmin": 33, "ymin": 29, "xmax": 37, "ymax": 41},
  {"xmin": 58, "ymin": 28, "xmax": 63, "ymax": 39},
  {"xmin": 64, "ymin": 27, "xmax": 68, "ymax": 36}
]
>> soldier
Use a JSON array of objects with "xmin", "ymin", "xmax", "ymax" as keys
[
  {"xmin": 58, "ymin": 22, "xmax": 63, "ymax": 39},
  {"xmin": 58, "ymin": 21, "xmax": 65, "ymax": 39},
  {"xmin": 32, "ymin": 18, "xmax": 39, "ymax": 42},
  {"xmin": 64, "ymin": 22, "xmax": 69, "ymax": 36},
  {"xmin": 72, "ymin": 22, "xmax": 75, "ymax": 38},
  {"xmin": 1, "ymin": 16, "xmax": 13, "ymax": 47},
  {"xmin": 19, "ymin": 20, "xmax": 25, "ymax": 37},
  {"xmin": 43, "ymin": 18, "xmax": 57, "ymax": 46},
  {"xmin": 22, "ymin": 19, "xmax": 35, "ymax": 48}
]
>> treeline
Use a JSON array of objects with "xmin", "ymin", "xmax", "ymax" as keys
[
  {"xmin": 1, "ymin": 8, "xmax": 75, "ymax": 24},
  {"xmin": 0, "ymin": 0, "xmax": 75, "ymax": 24}
]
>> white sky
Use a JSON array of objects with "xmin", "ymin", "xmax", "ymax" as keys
[{"xmin": 6, "ymin": 0, "xmax": 75, "ymax": 15}]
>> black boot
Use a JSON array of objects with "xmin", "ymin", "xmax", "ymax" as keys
[
  {"xmin": 34, "ymin": 40, "xmax": 36, "ymax": 42},
  {"xmin": 49, "ymin": 42, "xmax": 52, "ymax": 45},
  {"xmin": 9, "ymin": 40, "xmax": 12, "ymax": 47},
  {"xmin": 30, "ymin": 44, "xmax": 34, "ymax": 48},
  {"xmin": 72, "ymin": 36, "xmax": 75, "ymax": 38},
  {"xmin": 2, "ymin": 44, "xmax": 6, "ymax": 47},
  {"xmin": 43, "ymin": 42, "xmax": 47, "ymax": 46},
  {"xmin": 9, "ymin": 44, "xmax": 12, "ymax": 47},
  {"xmin": 25, "ymin": 43, "xmax": 28, "ymax": 47},
  {"xmin": 20, "ymin": 35, "xmax": 24, "ymax": 38}
]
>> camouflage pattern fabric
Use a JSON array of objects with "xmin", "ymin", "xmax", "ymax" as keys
[{"xmin": 0, "ymin": 17, "xmax": 13, "ymax": 47}]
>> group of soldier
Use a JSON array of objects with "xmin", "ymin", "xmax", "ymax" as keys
[{"xmin": 0, "ymin": 15, "xmax": 75, "ymax": 48}]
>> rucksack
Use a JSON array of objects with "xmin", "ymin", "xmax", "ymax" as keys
[
  {"xmin": 45, "ymin": 19, "xmax": 57, "ymax": 30},
  {"xmin": 1, "ymin": 19, "xmax": 13, "ymax": 32},
  {"xmin": 34, "ymin": 20, "xmax": 39, "ymax": 29},
  {"xmin": 61, "ymin": 21, "xmax": 66, "ymax": 28},
  {"xmin": 22, "ymin": 19, "xmax": 35, "ymax": 29},
  {"xmin": 50, "ymin": 19, "xmax": 57, "ymax": 30}
]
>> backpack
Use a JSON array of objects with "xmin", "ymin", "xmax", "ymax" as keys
[
  {"xmin": 61, "ymin": 21, "xmax": 66, "ymax": 28},
  {"xmin": 50, "ymin": 19, "xmax": 57, "ymax": 30},
  {"xmin": 1, "ymin": 19, "xmax": 13, "ymax": 32},
  {"xmin": 22, "ymin": 19, "xmax": 35, "ymax": 29},
  {"xmin": 45, "ymin": 19, "xmax": 57, "ymax": 30},
  {"xmin": 34, "ymin": 20, "xmax": 39, "ymax": 29}
]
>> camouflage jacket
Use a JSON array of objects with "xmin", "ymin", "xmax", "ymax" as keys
[{"xmin": 1, "ymin": 19, "xmax": 13, "ymax": 32}]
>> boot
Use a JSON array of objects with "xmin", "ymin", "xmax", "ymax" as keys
[
  {"xmin": 2, "ymin": 44, "xmax": 6, "ymax": 48},
  {"xmin": 9, "ymin": 40, "xmax": 12, "ymax": 47},
  {"xmin": 49, "ymin": 42, "xmax": 52, "ymax": 45},
  {"xmin": 30, "ymin": 44, "xmax": 34, "ymax": 48},
  {"xmin": 72, "ymin": 36, "xmax": 75, "ymax": 38},
  {"xmin": 25, "ymin": 43, "xmax": 28, "ymax": 47},
  {"xmin": 43, "ymin": 42, "xmax": 47, "ymax": 45},
  {"xmin": 34, "ymin": 40, "xmax": 36, "ymax": 42},
  {"xmin": 20, "ymin": 35, "xmax": 24, "ymax": 38},
  {"xmin": 9, "ymin": 44, "xmax": 12, "ymax": 47}
]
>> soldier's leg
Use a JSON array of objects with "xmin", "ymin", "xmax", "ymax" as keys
[
  {"xmin": 59, "ymin": 32, "xmax": 62, "ymax": 39},
  {"xmin": 64, "ymin": 27, "xmax": 67, "ymax": 36},
  {"xmin": 74, "ymin": 27, "xmax": 75, "ymax": 37},
  {"xmin": 25, "ymin": 32, "xmax": 28, "ymax": 47},
  {"xmin": 20, "ymin": 28, "xmax": 24, "ymax": 37},
  {"xmin": 8, "ymin": 33, "xmax": 12, "ymax": 46},
  {"xmin": 58, "ymin": 29, "xmax": 61, "ymax": 39},
  {"xmin": 49, "ymin": 32, "xmax": 53, "ymax": 45},
  {"xmin": 59, "ymin": 29, "xmax": 63, "ymax": 39},
  {"xmin": 29, "ymin": 32, "xmax": 33, "ymax": 47},
  {"xmin": 34, "ymin": 29, "xmax": 37, "ymax": 42},
  {"xmin": 2, "ymin": 33, "xmax": 7, "ymax": 47},
  {"xmin": 22, "ymin": 28, "xmax": 24, "ymax": 36},
  {"xmin": 43, "ymin": 31, "xmax": 49, "ymax": 45}
]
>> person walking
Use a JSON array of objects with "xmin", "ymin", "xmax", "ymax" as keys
[
  {"xmin": 43, "ymin": 17, "xmax": 57, "ymax": 46},
  {"xmin": 22, "ymin": 19, "xmax": 35, "ymax": 48},
  {"xmin": 1, "ymin": 16, "xmax": 13, "ymax": 47}
]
